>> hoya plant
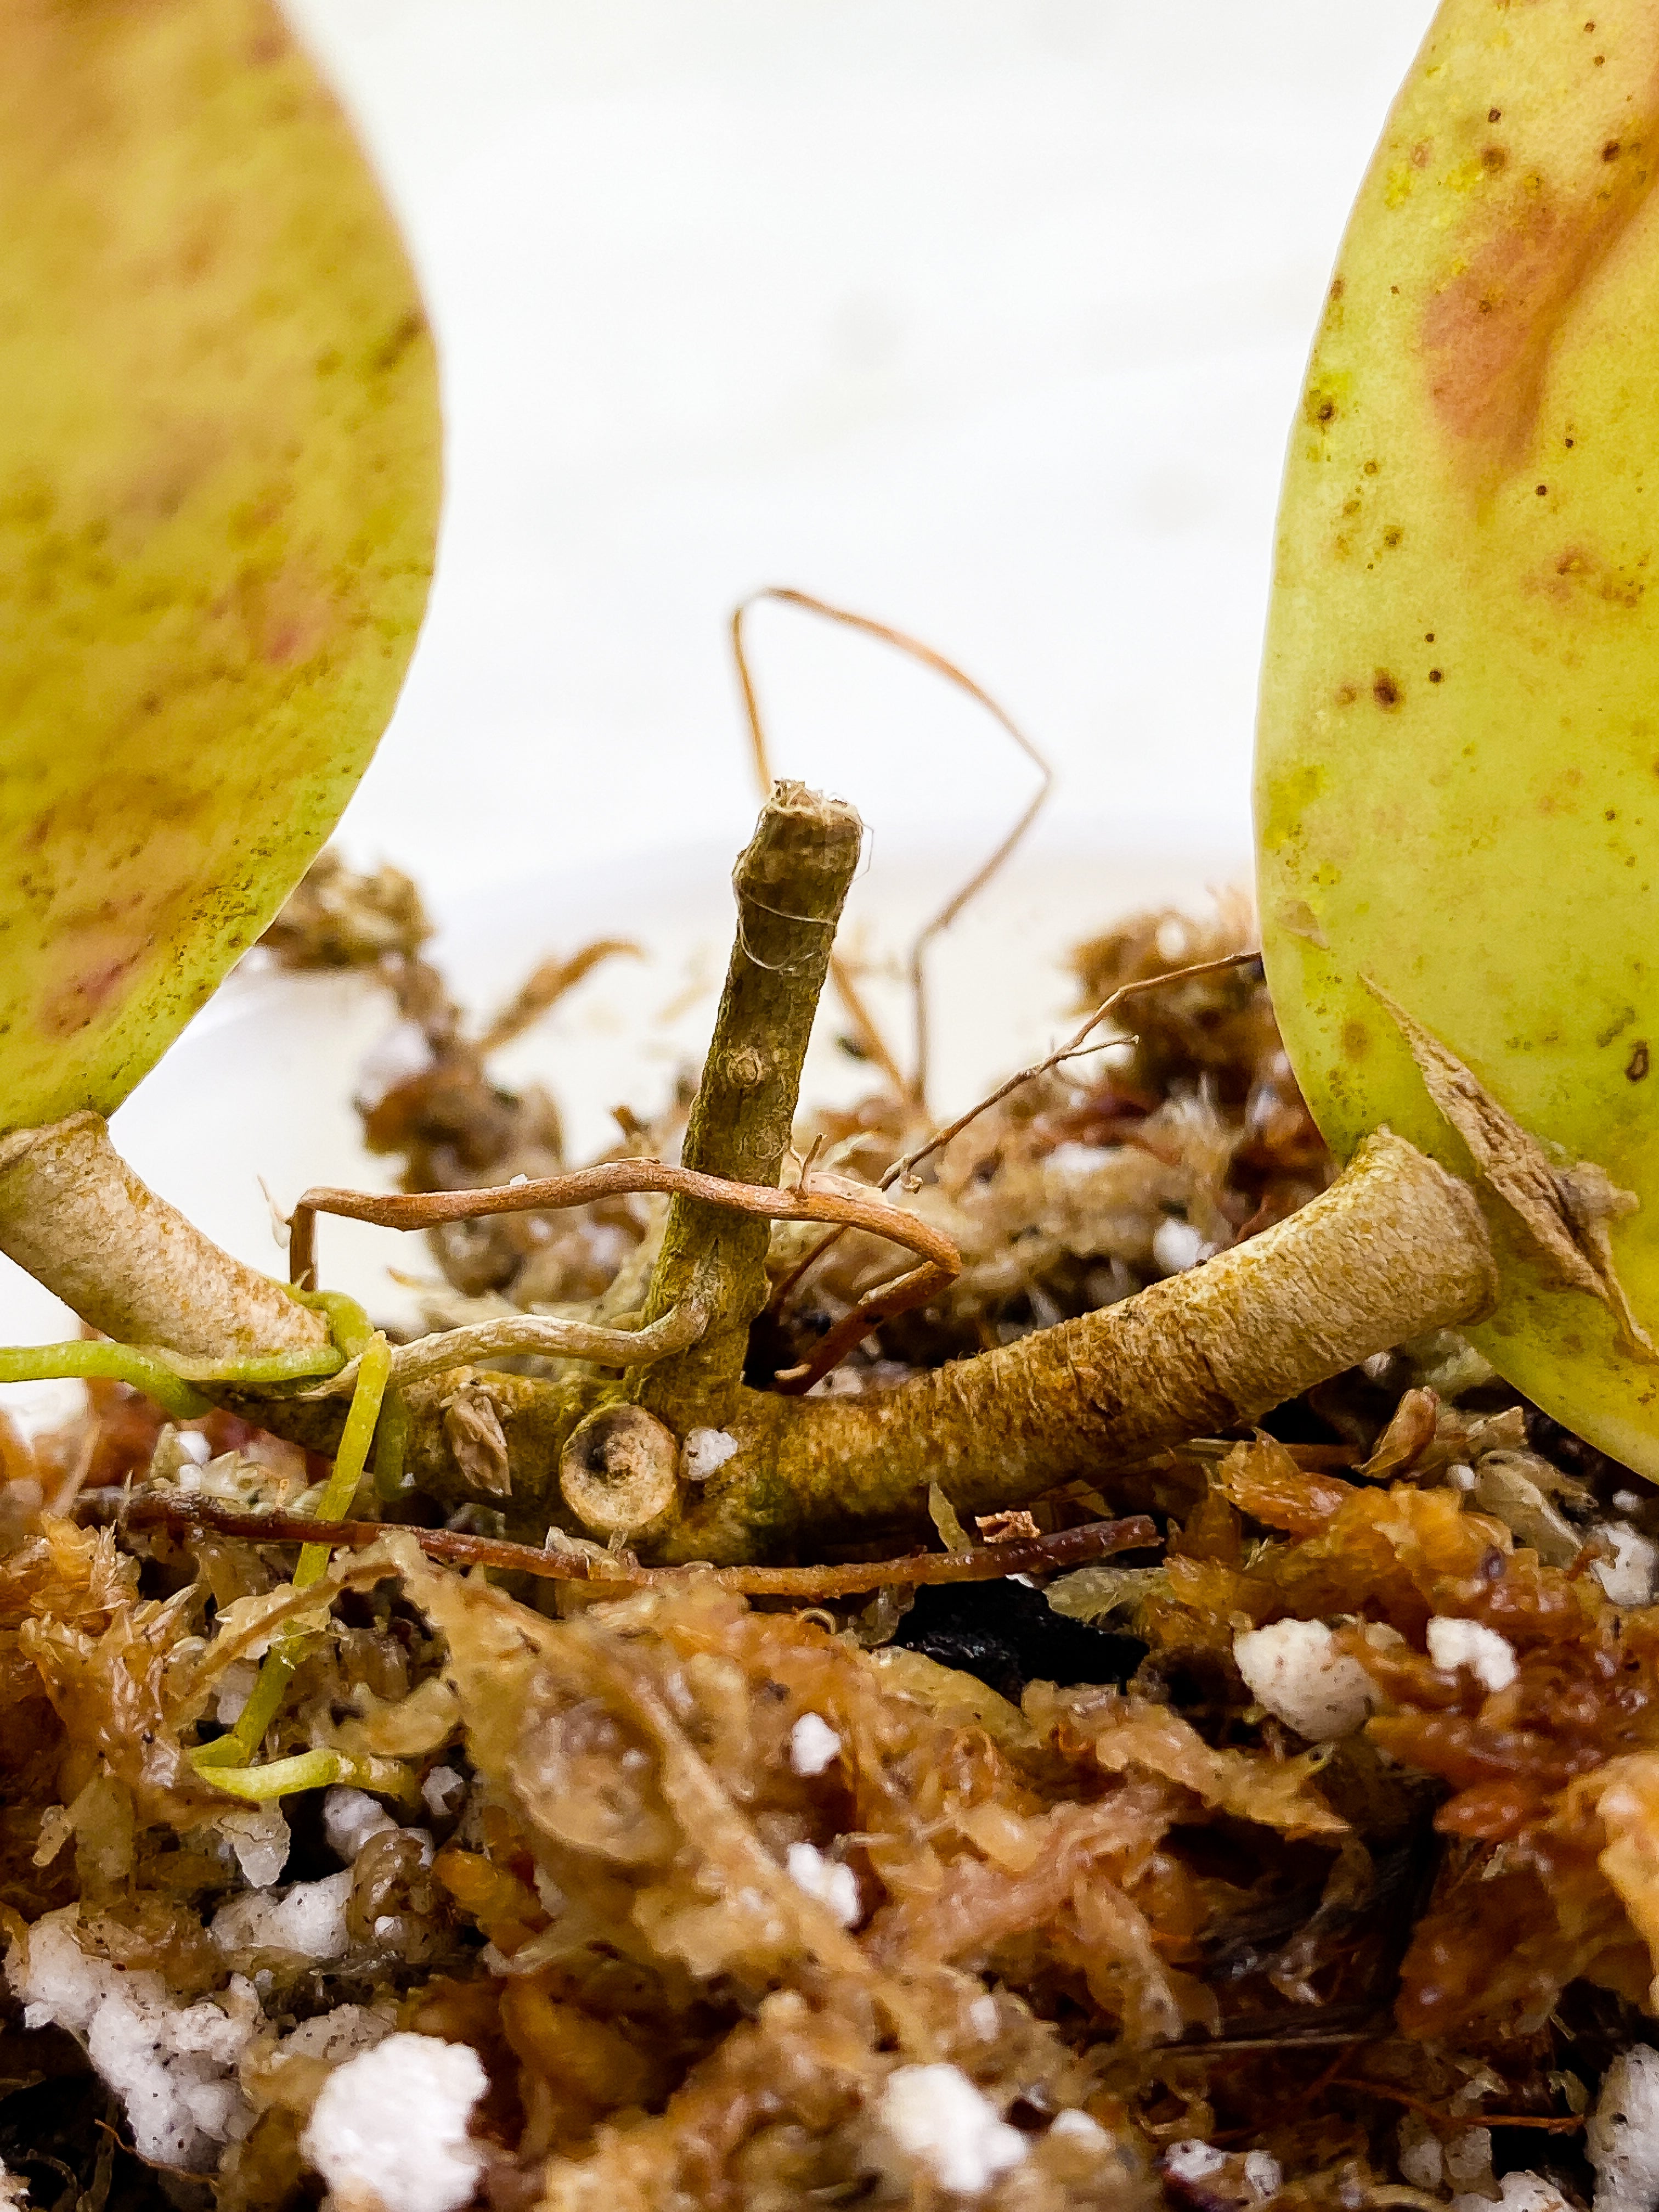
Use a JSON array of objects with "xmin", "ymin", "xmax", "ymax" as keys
[{"xmin": 0, "ymin": 0, "xmax": 1639, "ymax": 1711}]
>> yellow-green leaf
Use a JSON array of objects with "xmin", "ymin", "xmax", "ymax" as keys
[
  {"xmin": 1256, "ymin": 0, "xmax": 1659, "ymax": 1475},
  {"xmin": 0, "ymin": 0, "xmax": 441, "ymax": 1130}
]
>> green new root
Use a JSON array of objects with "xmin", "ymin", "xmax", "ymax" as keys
[
  {"xmin": 202, "ymin": 1747, "xmax": 418, "ymax": 1807},
  {"xmin": 0, "ymin": 1273, "xmax": 362, "ymax": 1425},
  {"xmin": 0, "ymin": 1340, "xmax": 214, "ymax": 1423},
  {"xmin": 192, "ymin": 1329, "xmax": 390, "ymax": 1782}
]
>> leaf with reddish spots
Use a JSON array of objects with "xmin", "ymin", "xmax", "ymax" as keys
[{"xmin": 0, "ymin": 0, "xmax": 441, "ymax": 1130}]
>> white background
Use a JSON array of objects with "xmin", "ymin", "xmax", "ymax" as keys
[
  {"xmin": 289, "ymin": 0, "xmax": 1430, "ymax": 898},
  {"xmin": 8, "ymin": 1, "xmax": 1440, "ymax": 1353}
]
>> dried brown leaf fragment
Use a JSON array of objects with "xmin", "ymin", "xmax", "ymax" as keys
[{"xmin": 1365, "ymin": 978, "xmax": 1655, "ymax": 1357}]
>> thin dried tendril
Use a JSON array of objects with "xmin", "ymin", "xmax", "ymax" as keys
[
  {"xmin": 308, "ymin": 1297, "xmax": 709, "ymax": 1401},
  {"xmin": 731, "ymin": 584, "xmax": 1054, "ymax": 1105},
  {"xmin": 286, "ymin": 1158, "xmax": 958, "ymax": 1390},
  {"xmin": 772, "ymin": 947, "xmax": 1263, "ymax": 1320},
  {"xmin": 115, "ymin": 1491, "xmax": 1158, "ymax": 1596}
]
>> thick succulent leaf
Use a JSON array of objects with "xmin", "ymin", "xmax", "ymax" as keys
[
  {"xmin": 1256, "ymin": 0, "xmax": 1659, "ymax": 1474},
  {"xmin": 0, "ymin": 0, "xmax": 441, "ymax": 1129}
]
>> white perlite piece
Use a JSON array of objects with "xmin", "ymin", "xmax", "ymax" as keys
[
  {"xmin": 301, "ymin": 2032, "xmax": 487, "ymax": 2212},
  {"xmin": 877, "ymin": 2064, "xmax": 1027, "ymax": 2197},
  {"xmin": 7, "ymin": 1910, "xmax": 260, "ymax": 2169},
  {"xmin": 1152, "ymin": 1218, "xmax": 1207, "ymax": 1276},
  {"xmin": 681, "ymin": 1426, "xmax": 740, "ymax": 1482},
  {"xmin": 1444, "ymin": 2126, "xmax": 1493, "ymax": 2188},
  {"xmin": 422, "ymin": 1765, "xmax": 466, "ymax": 1818},
  {"xmin": 1165, "ymin": 2141, "xmax": 1228, "ymax": 2184},
  {"xmin": 280, "ymin": 2005, "xmax": 393, "ymax": 2066},
  {"xmin": 218, "ymin": 1805, "xmax": 291, "ymax": 1889},
  {"xmin": 1455, "ymin": 2174, "xmax": 1573, "ymax": 2212},
  {"xmin": 323, "ymin": 1787, "xmax": 398, "ymax": 1865},
  {"xmin": 1595, "ymin": 1526, "xmax": 1658, "ymax": 1609},
  {"xmin": 1244, "ymin": 2149, "xmax": 1284, "ymax": 2199},
  {"xmin": 785, "ymin": 1842, "xmax": 861, "ymax": 1928},
  {"xmin": 1233, "ymin": 1620, "xmax": 1376, "ymax": 1741},
  {"xmin": 1397, "ymin": 2114, "xmax": 1443, "ymax": 2189},
  {"xmin": 1427, "ymin": 1616, "xmax": 1517, "ymax": 1693},
  {"xmin": 789, "ymin": 1712, "xmax": 842, "ymax": 1777},
  {"xmin": 1590, "ymin": 2046, "xmax": 1659, "ymax": 2212},
  {"xmin": 1049, "ymin": 2110, "xmax": 1108, "ymax": 2148},
  {"xmin": 212, "ymin": 1869, "xmax": 354, "ymax": 1961}
]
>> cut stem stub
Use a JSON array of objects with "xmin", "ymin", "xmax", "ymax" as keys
[{"xmin": 631, "ymin": 778, "xmax": 862, "ymax": 1434}]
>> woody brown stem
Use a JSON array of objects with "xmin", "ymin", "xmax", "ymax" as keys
[
  {"xmin": 656, "ymin": 1128, "xmax": 1496, "ymax": 1562},
  {"xmin": 0, "ymin": 1111, "xmax": 326, "ymax": 1357},
  {"xmin": 267, "ymin": 1126, "xmax": 1493, "ymax": 1558},
  {"xmin": 0, "ymin": 1113, "xmax": 1495, "ymax": 1572},
  {"xmin": 631, "ymin": 780, "xmax": 862, "ymax": 1434}
]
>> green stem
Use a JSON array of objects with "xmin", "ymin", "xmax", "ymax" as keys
[{"xmin": 634, "ymin": 781, "xmax": 861, "ymax": 1434}]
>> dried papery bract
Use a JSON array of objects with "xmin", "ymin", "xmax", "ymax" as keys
[{"xmin": 0, "ymin": 1113, "xmax": 326, "ymax": 1359}]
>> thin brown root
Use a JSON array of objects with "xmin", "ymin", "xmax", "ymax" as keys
[
  {"xmin": 766, "ymin": 947, "xmax": 1263, "ymax": 1329},
  {"xmin": 731, "ymin": 585, "xmax": 1053, "ymax": 1105},
  {"xmin": 475, "ymin": 938, "xmax": 642, "ymax": 1057},
  {"xmin": 104, "ymin": 1489, "xmax": 1156, "ymax": 1596},
  {"xmin": 826, "ymin": 950, "xmax": 911, "ymax": 1098},
  {"xmin": 772, "ymin": 1258, "xmax": 949, "ymax": 1395},
  {"xmin": 1329, "ymin": 2083, "xmax": 1582, "ymax": 2134},
  {"xmin": 289, "ymin": 1155, "xmax": 960, "ymax": 1385},
  {"xmin": 307, "ymin": 1298, "xmax": 710, "ymax": 1399},
  {"xmin": 883, "ymin": 947, "xmax": 1263, "ymax": 1194}
]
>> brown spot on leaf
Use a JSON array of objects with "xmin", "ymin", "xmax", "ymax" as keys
[
  {"xmin": 1342, "ymin": 1019, "xmax": 1370, "ymax": 1062},
  {"xmin": 1629, "ymin": 1042, "xmax": 1651, "ymax": 1082},
  {"xmin": 1420, "ymin": 58, "xmax": 1659, "ymax": 489},
  {"xmin": 1373, "ymin": 673, "xmax": 1402, "ymax": 707},
  {"xmin": 40, "ymin": 948, "xmax": 148, "ymax": 1037},
  {"xmin": 371, "ymin": 310, "xmax": 426, "ymax": 375}
]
